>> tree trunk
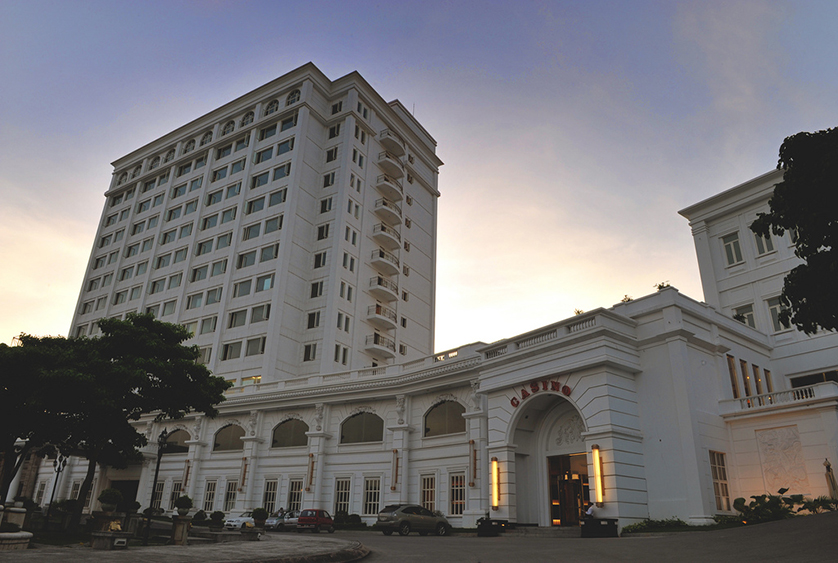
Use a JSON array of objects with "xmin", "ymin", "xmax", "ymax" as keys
[{"xmin": 67, "ymin": 456, "xmax": 97, "ymax": 532}]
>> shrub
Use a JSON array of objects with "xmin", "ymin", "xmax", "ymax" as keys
[
  {"xmin": 192, "ymin": 510, "xmax": 207, "ymax": 522},
  {"xmin": 210, "ymin": 511, "xmax": 225, "ymax": 522},
  {"xmin": 346, "ymin": 513, "xmax": 363, "ymax": 525},
  {"xmin": 333, "ymin": 510, "xmax": 349, "ymax": 525},
  {"xmin": 252, "ymin": 507, "xmax": 269, "ymax": 521},
  {"xmin": 128, "ymin": 501, "xmax": 141, "ymax": 512},
  {"xmin": 733, "ymin": 493, "xmax": 798, "ymax": 524},
  {"xmin": 621, "ymin": 518, "xmax": 689, "ymax": 534},
  {"xmin": 173, "ymin": 495, "xmax": 193, "ymax": 510},
  {"xmin": 97, "ymin": 488, "xmax": 123, "ymax": 506},
  {"xmin": 0, "ymin": 522, "xmax": 21, "ymax": 533}
]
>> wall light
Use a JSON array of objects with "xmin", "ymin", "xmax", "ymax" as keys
[
  {"xmin": 491, "ymin": 457, "xmax": 499, "ymax": 510},
  {"xmin": 591, "ymin": 444, "xmax": 604, "ymax": 506}
]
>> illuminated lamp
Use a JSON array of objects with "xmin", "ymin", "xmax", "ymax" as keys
[
  {"xmin": 491, "ymin": 457, "xmax": 499, "ymax": 510},
  {"xmin": 591, "ymin": 444, "xmax": 604, "ymax": 506}
]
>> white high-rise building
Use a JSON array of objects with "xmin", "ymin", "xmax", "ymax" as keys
[{"xmin": 70, "ymin": 63, "xmax": 442, "ymax": 385}]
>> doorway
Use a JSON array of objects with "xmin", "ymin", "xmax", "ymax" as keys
[
  {"xmin": 547, "ymin": 454, "xmax": 589, "ymax": 526},
  {"xmin": 109, "ymin": 480, "xmax": 139, "ymax": 512}
]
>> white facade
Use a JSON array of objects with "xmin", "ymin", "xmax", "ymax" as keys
[{"xmin": 33, "ymin": 68, "xmax": 838, "ymax": 531}]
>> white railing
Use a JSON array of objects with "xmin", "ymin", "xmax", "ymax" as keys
[
  {"xmin": 516, "ymin": 329, "xmax": 558, "ymax": 349},
  {"xmin": 567, "ymin": 317, "xmax": 596, "ymax": 332},
  {"xmin": 720, "ymin": 382, "xmax": 838, "ymax": 415}
]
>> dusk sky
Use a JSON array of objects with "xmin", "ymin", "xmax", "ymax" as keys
[{"xmin": 2, "ymin": 0, "xmax": 837, "ymax": 353}]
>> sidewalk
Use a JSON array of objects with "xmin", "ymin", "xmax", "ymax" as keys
[{"xmin": 0, "ymin": 532, "xmax": 369, "ymax": 563}]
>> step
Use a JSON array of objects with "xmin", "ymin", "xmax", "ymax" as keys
[{"xmin": 504, "ymin": 526, "xmax": 581, "ymax": 538}]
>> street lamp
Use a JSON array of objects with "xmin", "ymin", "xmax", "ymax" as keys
[
  {"xmin": 44, "ymin": 454, "xmax": 67, "ymax": 530},
  {"xmin": 142, "ymin": 428, "xmax": 169, "ymax": 546}
]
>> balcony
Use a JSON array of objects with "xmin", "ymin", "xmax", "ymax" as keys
[
  {"xmin": 375, "ymin": 174, "xmax": 403, "ymax": 201},
  {"xmin": 367, "ymin": 304, "xmax": 398, "ymax": 330},
  {"xmin": 718, "ymin": 382, "xmax": 838, "ymax": 417},
  {"xmin": 374, "ymin": 198, "xmax": 402, "ymax": 225},
  {"xmin": 379, "ymin": 129, "xmax": 405, "ymax": 156},
  {"xmin": 370, "ymin": 248, "xmax": 400, "ymax": 275},
  {"xmin": 378, "ymin": 150, "xmax": 404, "ymax": 178},
  {"xmin": 369, "ymin": 276, "xmax": 398, "ymax": 301},
  {"xmin": 372, "ymin": 223, "xmax": 401, "ymax": 250},
  {"xmin": 365, "ymin": 333, "xmax": 396, "ymax": 358}
]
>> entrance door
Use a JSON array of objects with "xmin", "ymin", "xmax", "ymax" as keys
[
  {"xmin": 109, "ymin": 480, "xmax": 140, "ymax": 512},
  {"xmin": 547, "ymin": 454, "xmax": 589, "ymax": 526}
]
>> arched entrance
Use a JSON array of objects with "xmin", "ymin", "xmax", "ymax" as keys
[{"xmin": 511, "ymin": 393, "xmax": 589, "ymax": 527}]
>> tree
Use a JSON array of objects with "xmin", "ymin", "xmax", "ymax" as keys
[{"xmin": 751, "ymin": 127, "xmax": 838, "ymax": 334}]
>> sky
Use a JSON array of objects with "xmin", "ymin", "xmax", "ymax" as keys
[{"xmin": 1, "ymin": 0, "xmax": 838, "ymax": 353}]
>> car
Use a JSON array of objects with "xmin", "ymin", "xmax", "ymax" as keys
[
  {"xmin": 264, "ymin": 511, "xmax": 285, "ymax": 530},
  {"xmin": 278, "ymin": 510, "xmax": 300, "ymax": 531},
  {"xmin": 223, "ymin": 511, "xmax": 254, "ymax": 530},
  {"xmin": 296, "ymin": 508, "xmax": 336, "ymax": 533},
  {"xmin": 376, "ymin": 504, "xmax": 451, "ymax": 536}
]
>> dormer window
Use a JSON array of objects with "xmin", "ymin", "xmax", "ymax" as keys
[
  {"xmin": 264, "ymin": 100, "xmax": 279, "ymax": 116},
  {"xmin": 241, "ymin": 111, "xmax": 254, "ymax": 126},
  {"xmin": 286, "ymin": 89, "xmax": 300, "ymax": 106}
]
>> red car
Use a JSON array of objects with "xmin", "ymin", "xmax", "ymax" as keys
[{"xmin": 296, "ymin": 509, "xmax": 336, "ymax": 533}]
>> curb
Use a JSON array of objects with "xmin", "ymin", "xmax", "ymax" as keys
[{"xmin": 214, "ymin": 541, "xmax": 370, "ymax": 563}]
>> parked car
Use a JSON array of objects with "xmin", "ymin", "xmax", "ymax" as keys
[
  {"xmin": 278, "ymin": 510, "xmax": 300, "ymax": 531},
  {"xmin": 264, "ymin": 511, "xmax": 285, "ymax": 530},
  {"xmin": 376, "ymin": 504, "xmax": 451, "ymax": 536},
  {"xmin": 296, "ymin": 509, "xmax": 335, "ymax": 533},
  {"xmin": 223, "ymin": 511, "xmax": 254, "ymax": 530}
]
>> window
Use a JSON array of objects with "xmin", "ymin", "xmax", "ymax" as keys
[
  {"xmin": 132, "ymin": 222, "xmax": 145, "ymax": 235},
  {"xmin": 273, "ymin": 163, "xmax": 291, "ymax": 181},
  {"xmin": 323, "ymin": 172, "xmax": 335, "ymax": 188},
  {"xmin": 155, "ymin": 254, "xmax": 172, "ymax": 269},
  {"xmin": 217, "ymin": 232, "xmax": 232, "ymax": 249},
  {"xmin": 125, "ymin": 243, "xmax": 139, "ymax": 258},
  {"xmin": 191, "ymin": 265, "xmax": 208, "ymax": 282},
  {"xmin": 243, "ymin": 223, "xmax": 261, "ymax": 240},
  {"xmin": 331, "ymin": 101, "xmax": 343, "ymax": 114},
  {"xmin": 241, "ymin": 111, "xmax": 254, "ymax": 126},
  {"xmin": 162, "ymin": 300, "xmax": 176, "ymax": 316},
  {"xmin": 421, "ymin": 475, "xmax": 436, "ymax": 512},
  {"xmin": 149, "ymin": 158, "xmax": 160, "ymax": 172},
  {"xmin": 255, "ymin": 147, "xmax": 273, "ymax": 164},
  {"xmin": 251, "ymin": 171, "xmax": 270, "ymax": 190},
  {"xmin": 320, "ymin": 198, "xmax": 332, "ymax": 213},
  {"xmin": 234, "ymin": 279, "xmax": 252, "ymax": 297},
  {"xmin": 81, "ymin": 301, "xmax": 93, "ymax": 314},
  {"xmin": 245, "ymin": 337, "xmax": 265, "ymax": 356},
  {"xmin": 303, "ymin": 343, "xmax": 317, "ymax": 361},
  {"xmin": 137, "ymin": 199, "xmax": 151, "ymax": 213},
  {"xmin": 405, "ymin": 217, "xmax": 412, "ymax": 228},
  {"xmin": 767, "ymin": 297, "xmax": 788, "ymax": 332},
  {"xmin": 169, "ymin": 481, "xmax": 183, "ymax": 510},
  {"xmin": 287, "ymin": 480, "xmax": 303, "ymax": 512},
  {"xmin": 203, "ymin": 481, "xmax": 217, "ymax": 512},
  {"xmin": 263, "ymin": 479, "xmax": 278, "ymax": 514},
  {"xmin": 259, "ymin": 124, "xmax": 276, "ymax": 141},
  {"xmin": 403, "ymin": 265, "xmax": 410, "ymax": 276},
  {"xmin": 310, "ymin": 281, "xmax": 323, "ymax": 298},
  {"xmin": 326, "ymin": 147, "xmax": 338, "ymax": 163},
  {"xmin": 179, "ymin": 223, "xmax": 192, "ymax": 238},
  {"xmin": 269, "ymin": 189, "xmax": 287, "ymax": 207},
  {"xmin": 357, "ymin": 101, "xmax": 368, "ymax": 119},
  {"xmin": 363, "ymin": 478, "xmax": 380, "ymax": 515},
  {"xmin": 256, "ymin": 273, "xmax": 274, "ymax": 291},
  {"xmin": 237, "ymin": 250, "xmax": 256, "ymax": 268},
  {"xmin": 217, "ymin": 144, "xmax": 232, "ymax": 159},
  {"xmin": 754, "ymin": 232, "xmax": 775, "ymax": 255},
  {"xmin": 734, "ymin": 304, "xmax": 756, "ymax": 328},
  {"xmin": 151, "ymin": 481, "xmax": 164, "ymax": 510},
  {"xmin": 280, "ymin": 113, "xmax": 297, "ymax": 131},
  {"xmin": 113, "ymin": 291, "xmax": 127, "ymax": 305},
  {"xmin": 211, "ymin": 259, "xmax": 227, "ymax": 277},
  {"xmin": 202, "ymin": 215, "xmax": 219, "ymax": 230},
  {"xmin": 196, "ymin": 239, "xmax": 213, "ymax": 256},
  {"xmin": 286, "ymin": 89, "xmax": 300, "ymax": 105},
  {"xmin": 235, "ymin": 135, "xmax": 250, "ymax": 152},
  {"xmin": 424, "ymin": 401, "xmax": 466, "ymax": 437},
  {"xmin": 166, "ymin": 207, "xmax": 182, "ymax": 222},
  {"xmin": 142, "ymin": 236, "xmax": 154, "ymax": 251},
  {"xmin": 401, "ymin": 317, "xmax": 408, "ymax": 328},
  {"xmin": 406, "ymin": 195, "xmax": 413, "ymax": 205},
  {"xmin": 340, "ymin": 281, "xmax": 353, "ymax": 302},
  {"xmin": 221, "ymin": 207, "xmax": 236, "ymax": 223},
  {"xmin": 130, "ymin": 286, "xmax": 143, "ymax": 300},
  {"xmin": 229, "ymin": 310, "xmax": 247, "ymax": 328},
  {"xmin": 108, "ymin": 251, "xmax": 119, "ymax": 264},
  {"xmin": 265, "ymin": 99, "xmax": 279, "ymax": 115},
  {"xmin": 212, "ymin": 167, "xmax": 228, "ymax": 182},
  {"xmin": 93, "ymin": 256, "xmax": 106, "ymax": 269},
  {"xmin": 184, "ymin": 200, "xmax": 198, "ymax": 214},
  {"xmin": 146, "ymin": 304, "xmax": 160, "ymax": 317},
  {"xmin": 710, "ymin": 451, "xmax": 731, "ymax": 511},
  {"xmin": 186, "ymin": 293, "xmax": 203, "ymax": 309},
  {"xmin": 314, "ymin": 251, "xmax": 327, "ymax": 268},
  {"xmin": 246, "ymin": 197, "xmax": 265, "ymax": 215},
  {"xmin": 402, "ymin": 291, "xmax": 409, "ymax": 302},
  {"xmin": 99, "ymin": 234, "xmax": 113, "ymax": 248},
  {"xmin": 342, "ymin": 252, "xmax": 355, "ymax": 272},
  {"xmin": 337, "ymin": 312, "xmax": 350, "ymax": 332},
  {"xmin": 334, "ymin": 478, "xmax": 351, "ymax": 514},
  {"xmin": 722, "ymin": 233, "xmax": 744, "ymax": 266},
  {"xmin": 88, "ymin": 278, "xmax": 101, "ymax": 291},
  {"xmin": 168, "ymin": 273, "xmax": 182, "ymax": 289},
  {"xmin": 329, "ymin": 124, "xmax": 341, "ymax": 138},
  {"xmin": 149, "ymin": 278, "xmax": 165, "ymax": 294},
  {"xmin": 105, "ymin": 214, "xmax": 117, "ymax": 227},
  {"xmin": 158, "ymin": 171, "xmax": 170, "ymax": 184},
  {"xmin": 450, "ymin": 474, "xmax": 466, "ymax": 515},
  {"xmin": 317, "ymin": 224, "xmax": 330, "ymax": 240},
  {"xmin": 177, "ymin": 163, "xmax": 191, "ymax": 178},
  {"xmin": 252, "ymin": 304, "xmax": 271, "ymax": 322},
  {"xmin": 172, "ymin": 184, "xmax": 187, "ymax": 199},
  {"xmin": 221, "ymin": 342, "xmax": 242, "ymax": 361},
  {"xmin": 183, "ymin": 321, "xmax": 197, "ymax": 336},
  {"xmin": 265, "ymin": 215, "xmax": 282, "ymax": 233},
  {"xmin": 340, "ymin": 412, "xmax": 384, "ymax": 444},
  {"xmin": 278, "ymin": 138, "xmax": 294, "ymax": 154},
  {"xmin": 334, "ymin": 344, "xmax": 348, "ymax": 365},
  {"xmin": 726, "ymin": 355, "xmax": 740, "ymax": 399},
  {"xmin": 404, "ymin": 241, "xmax": 411, "ymax": 252},
  {"xmin": 200, "ymin": 316, "xmax": 217, "ymax": 334},
  {"xmin": 207, "ymin": 190, "xmax": 223, "ymax": 206},
  {"xmin": 102, "ymin": 273, "xmax": 113, "ymax": 286},
  {"xmin": 119, "ymin": 266, "xmax": 133, "ymax": 281},
  {"xmin": 206, "ymin": 287, "xmax": 222, "ymax": 304},
  {"xmin": 224, "ymin": 481, "xmax": 238, "ymax": 511},
  {"xmin": 307, "ymin": 311, "xmax": 321, "ymax": 329}
]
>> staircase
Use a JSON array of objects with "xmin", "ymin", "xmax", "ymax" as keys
[{"xmin": 504, "ymin": 525, "xmax": 581, "ymax": 538}]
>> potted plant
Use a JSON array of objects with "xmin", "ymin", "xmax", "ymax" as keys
[
  {"xmin": 127, "ymin": 501, "xmax": 141, "ymax": 513},
  {"xmin": 252, "ymin": 507, "xmax": 269, "ymax": 528},
  {"xmin": 209, "ymin": 510, "xmax": 225, "ymax": 531},
  {"xmin": 97, "ymin": 488, "xmax": 123, "ymax": 512},
  {"xmin": 173, "ymin": 495, "xmax": 193, "ymax": 516}
]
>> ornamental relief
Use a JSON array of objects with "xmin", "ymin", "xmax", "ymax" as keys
[
  {"xmin": 554, "ymin": 413, "xmax": 585, "ymax": 447},
  {"xmin": 756, "ymin": 426, "xmax": 811, "ymax": 493}
]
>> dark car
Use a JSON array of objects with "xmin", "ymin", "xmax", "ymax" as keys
[
  {"xmin": 376, "ymin": 504, "xmax": 451, "ymax": 536},
  {"xmin": 296, "ymin": 508, "xmax": 335, "ymax": 533}
]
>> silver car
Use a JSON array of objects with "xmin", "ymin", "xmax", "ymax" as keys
[
  {"xmin": 278, "ymin": 510, "xmax": 300, "ymax": 531},
  {"xmin": 376, "ymin": 504, "xmax": 451, "ymax": 536}
]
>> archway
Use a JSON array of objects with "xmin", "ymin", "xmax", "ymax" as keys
[{"xmin": 510, "ymin": 393, "xmax": 589, "ymax": 527}]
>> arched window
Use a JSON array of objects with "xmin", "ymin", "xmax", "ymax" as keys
[
  {"xmin": 131, "ymin": 165, "xmax": 142, "ymax": 178},
  {"xmin": 183, "ymin": 139, "xmax": 195, "ymax": 154},
  {"xmin": 149, "ymin": 156, "xmax": 160, "ymax": 170},
  {"xmin": 286, "ymin": 90, "xmax": 300, "ymax": 106},
  {"xmin": 340, "ymin": 412, "xmax": 384, "ymax": 444},
  {"xmin": 117, "ymin": 172, "xmax": 128, "ymax": 185},
  {"xmin": 213, "ymin": 424, "xmax": 245, "ymax": 451},
  {"xmin": 222, "ymin": 121, "xmax": 235, "ymax": 136},
  {"xmin": 164, "ymin": 149, "xmax": 176, "ymax": 163},
  {"xmin": 163, "ymin": 429, "xmax": 190, "ymax": 454},
  {"xmin": 264, "ymin": 100, "xmax": 279, "ymax": 116},
  {"xmin": 241, "ymin": 112, "xmax": 254, "ymax": 126},
  {"xmin": 271, "ymin": 419, "xmax": 309, "ymax": 448},
  {"xmin": 200, "ymin": 132, "xmax": 213, "ymax": 146},
  {"xmin": 423, "ymin": 401, "xmax": 466, "ymax": 437}
]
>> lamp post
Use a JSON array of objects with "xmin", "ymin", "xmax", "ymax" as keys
[
  {"xmin": 142, "ymin": 428, "xmax": 169, "ymax": 546},
  {"xmin": 44, "ymin": 454, "xmax": 67, "ymax": 530}
]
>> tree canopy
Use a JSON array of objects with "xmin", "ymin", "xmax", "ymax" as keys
[
  {"xmin": 0, "ymin": 313, "xmax": 230, "ymax": 516},
  {"xmin": 751, "ymin": 127, "xmax": 838, "ymax": 334}
]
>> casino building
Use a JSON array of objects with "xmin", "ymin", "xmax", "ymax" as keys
[{"xmin": 24, "ymin": 66, "xmax": 838, "ymax": 531}]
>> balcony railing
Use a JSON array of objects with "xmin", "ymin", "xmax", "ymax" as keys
[
  {"xmin": 368, "ymin": 304, "xmax": 397, "ymax": 323},
  {"xmin": 379, "ymin": 129, "xmax": 405, "ymax": 156},
  {"xmin": 378, "ymin": 151, "xmax": 405, "ymax": 177},
  {"xmin": 374, "ymin": 198, "xmax": 402, "ymax": 217},
  {"xmin": 366, "ymin": 333, "xmax": 396, "ymax": 351},
  {"xmin": 375, "ymin": 174, "xmax": 404, "ymax": 201},
  {"xmin": 370, "ymin": 276, "xmax": 398, "ymax": 293},
  {"xmin": 719, "ymin": 382, "xmax": 838, "ymax": 416},
  {"xmin": 371, "ymin": 248, "xmax": 399, "ymax": 269},
  {"xmin": 372, "ymin": 222, "xmax": 401, "ymax": 250}
]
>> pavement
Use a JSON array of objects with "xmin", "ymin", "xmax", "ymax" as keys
[{"xmin": 2, "ymin": 511, "xmax": 838, "ymax": 562}]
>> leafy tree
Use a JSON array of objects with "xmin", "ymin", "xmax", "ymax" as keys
[{"xmin": 751, "ymin": 127, "xmax": 838, "ymax": 334}]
